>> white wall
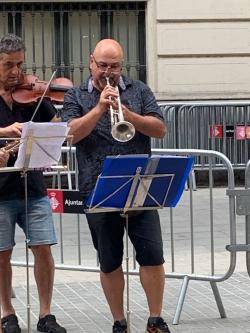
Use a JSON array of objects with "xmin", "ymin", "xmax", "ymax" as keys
[{"xmin": 147, "ymin": 0, "xmax": 250, "ymax": 100}]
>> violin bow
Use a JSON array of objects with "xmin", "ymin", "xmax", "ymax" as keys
[{"xmin": 30, "ymin": 70, "xmax": 57, "ymax": 121}]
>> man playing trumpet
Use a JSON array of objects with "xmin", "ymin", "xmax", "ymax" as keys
[{"xmin": 62, "ymin": 39, "xmax": 171, "ymax": 333}]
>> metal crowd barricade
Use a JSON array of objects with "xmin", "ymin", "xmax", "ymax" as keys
[
  {"xmin": 245, "ymin": 161, "xmax": 250, "ymax": 274},
  {"xmin": 11, "ymin": 148, "xmax": 238, "ymax": 325},
  {"xmin": 226, "ymin": 159, "xmax": 250, "ymax": 275},
  {"xmin": 152, "ymin": 104, "xmax": 177, "ymax": 149},
  {"xmin": 153, "ymin": 149, "xmax": 236, "ymax": 324},
  {"xmin": 155, "ymin": 100, "xmax": 250, "ymax": 170}
]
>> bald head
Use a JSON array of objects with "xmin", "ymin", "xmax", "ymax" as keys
[
  {"xmin": 93, "ymin": 39, "xmax": 123, "ymax": 62},
  {"xmin": 90, "ymin": 39, "xmax": 124, "ymax": 90}
]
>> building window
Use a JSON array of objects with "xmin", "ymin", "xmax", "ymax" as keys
[{"xmin": 0, "ymin": 2, "xmax": 146, "ymax": 84}]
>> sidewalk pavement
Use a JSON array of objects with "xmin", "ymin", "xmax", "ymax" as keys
[
  {"xmin": 10, "ymin": 187, "xmax": 250, "ymax": 332},
  {"xmin": 10, "ymin": 268, "xmax": 250, "ymax": 333}
]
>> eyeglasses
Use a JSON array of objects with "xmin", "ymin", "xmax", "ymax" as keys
[{"xmin": 92, "ymin": 55, "xmax": 122, "ymax": 73}]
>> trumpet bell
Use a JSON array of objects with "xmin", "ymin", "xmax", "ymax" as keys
[{"xmin": 111, "ymin": 121, "xmax": 135, "ymax": 142}]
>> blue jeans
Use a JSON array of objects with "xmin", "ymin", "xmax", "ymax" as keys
[{"xmin": 0, "ymin": 196, "xmax": 57, "ymax": 251}]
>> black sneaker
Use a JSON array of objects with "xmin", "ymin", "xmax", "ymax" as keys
[
  {"xmin": 146, "ymin": 317, "xmax": 171, "ymax": 333},
  {"xmin": 37, "ymin": 314, "xmax": 67, "ymax": 333},
  {"xmin": 1, "ymin": 314, "xmax": 21, "ymax": 333},
  {"xmin": 112, "ymin": 319, "xmax": 127, "ymax": 333}
]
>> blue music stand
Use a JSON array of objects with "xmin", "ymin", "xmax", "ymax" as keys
[{"xmin": 85, "ymin": 154, "xmax": 194, "ymax": 332}]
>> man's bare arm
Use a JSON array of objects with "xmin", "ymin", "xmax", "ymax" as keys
[{"xmin": 0, "ymin": 122, "xmax": 22, "ymax": 137}]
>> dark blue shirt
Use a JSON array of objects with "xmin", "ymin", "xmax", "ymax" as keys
[{"xmin": 61, "ymin": 75, "xmax": 164, "ymax": 198}]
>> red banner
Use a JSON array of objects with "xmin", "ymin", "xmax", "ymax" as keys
[
  {"xmin": 47, "ymin": 189, "xmax": 85, "ymax": 214},
  {"xmin": 47, "ymin": 189, "xmax": 64, "ymax": 213},
  {"xmin": 235, "ymin": 126, "xmax": 246, "ymax": 140},
  {"xmin": 209, "ymin": 125, "xmax": 223, "ymax": 138},
  {"xmin": 246, "ymin": 126, "xmax": 250, "ymax": 139}
]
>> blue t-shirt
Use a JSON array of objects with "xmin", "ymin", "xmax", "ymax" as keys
[{"xmin": 61, "ymin": 75, "xmax": 164, "ymax": 198}]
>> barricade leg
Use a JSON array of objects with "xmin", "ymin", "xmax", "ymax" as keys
[
  {"xmin": 191, "ymin": 170, "xmax": 196, "ymax": 191},
  {"xmin": 210, "ymin": 281, "xmax": 226, "ymax": 318},
  {"xmin": 125, "ymin": 214, "xmax": 131, "ymax": 333},
  {"xmin": 185, "ymin": 170, "xmax": 197, "ymax": 191},
  {"xmin": 245, "ymin": 215, "xmax": 250, "ymax": 275},
  {"xmin": 52, "ymin": 174, "xmax": 57, "ymax": 188},
  {"xmin": 11, "ymin": 288, "xmax": 16, "ymax": 298},
  {"xmin": 172, "ymin": 275, "xmax": 189, "ymax": 325},
  {"xmin": 246, "ymin": 161, "xmax": 250, "ymax": 276}
]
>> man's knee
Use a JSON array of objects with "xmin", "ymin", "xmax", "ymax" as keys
[
  {"xmin": 100, "ymin": 259, "xmax": 123, "ymax": 274},
  {"xmin": 136, "ymin": 244, "xmax": 164, "ymax": 266},
  {"xmin": 30, "ymin": 245, "xmax": 53, "ymax": 262}
]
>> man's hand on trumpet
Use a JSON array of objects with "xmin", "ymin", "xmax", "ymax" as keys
[
  {"xmin": 98, "ymin": 83, "xmax": 119, "ymax": 113},
  {"xmin": 120, "ymin": 104, "xmax": 132, "ymax": 119}
]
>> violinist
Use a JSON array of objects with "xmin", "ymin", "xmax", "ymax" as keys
[{"xmin": 0, "ymin": 34, "xmax": 67, "ymax": 333}]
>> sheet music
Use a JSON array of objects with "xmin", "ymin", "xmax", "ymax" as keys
[{"xmin": 14, "ymin": 121, "xmax": 69, "ymax": 168}]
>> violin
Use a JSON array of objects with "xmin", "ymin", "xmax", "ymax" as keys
[{"xmin": 11, "ymin": 74, "xmax": 73, "ymax": 106}]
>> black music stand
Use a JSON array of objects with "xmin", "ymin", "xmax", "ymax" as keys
[{"xmin": 85, "ymin": 154, "xmax": 193, "ymax": 332}]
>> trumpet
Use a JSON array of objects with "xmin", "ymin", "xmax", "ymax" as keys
[{"xmin": 106, "ymin": 77, "xmax": 135, "ymax": 142}]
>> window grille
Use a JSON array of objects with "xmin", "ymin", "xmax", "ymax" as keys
[{"xmin": 0, "ymin": 2, "xmax": 146, "ymax": 84}]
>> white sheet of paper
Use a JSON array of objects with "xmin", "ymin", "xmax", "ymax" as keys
[{"xmin": 14, "ymin": 121, "xmax": 70, "ymax": 169}]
